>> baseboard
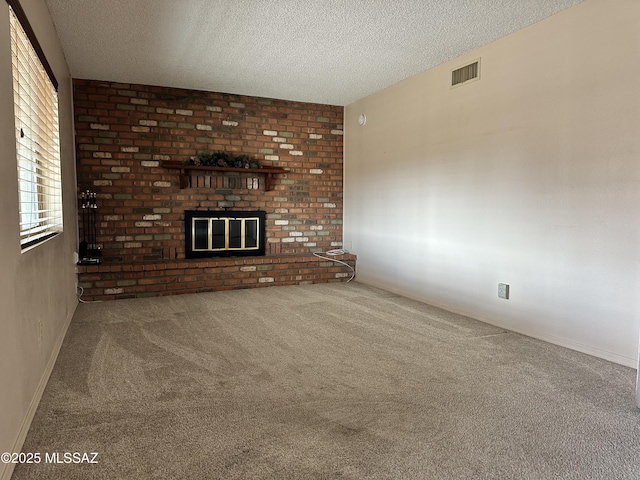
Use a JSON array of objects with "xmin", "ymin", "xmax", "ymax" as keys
[
  {"xmin": 356, "ymin": 278, "xmax": 638, "ymax": 369},
  {"xmin": 636, "ymin": 365, "xmax": 640, "ymax": 408},
  {"xmin": 480, "ymin": 318, "xmax": 638, "ymax": 368},
  {"xmin": 0, "ymin": 306, "xmax": 75, "ymax": 480}
]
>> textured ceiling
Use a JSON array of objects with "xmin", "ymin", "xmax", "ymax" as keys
[{"xmin": 45, "ymin": 0, "xmax": 583, "ymax": 106}]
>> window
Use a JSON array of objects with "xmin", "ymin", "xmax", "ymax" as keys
[{"xmin": 8, "ymin": 1, "xmax": 63, "ymax": 249}]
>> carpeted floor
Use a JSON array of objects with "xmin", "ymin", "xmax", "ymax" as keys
[{"xmin": 12, "ymin": 282, "xmax": 640, "ymax": 479}]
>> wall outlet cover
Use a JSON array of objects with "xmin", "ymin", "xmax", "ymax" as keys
[{"xmin": 498, "ymin": 283, "xmax": 510, "ymax": 299}]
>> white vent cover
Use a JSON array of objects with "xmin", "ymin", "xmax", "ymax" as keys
[{"xmin": 451, "ymin": 59, "xmax": 480, "ymax": 87}]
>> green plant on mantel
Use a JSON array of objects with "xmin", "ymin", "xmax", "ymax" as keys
[{"xmin": 184, "ymin": 151, "xmax": 261, "ymax": 169}]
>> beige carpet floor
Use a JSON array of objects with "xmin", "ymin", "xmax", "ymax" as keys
[{"xmin": 12, "ymin": 282, "xmax": 640, "ymax": 479}]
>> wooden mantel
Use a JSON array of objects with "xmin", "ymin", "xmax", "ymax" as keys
[{"xmin": 161, "ymin": 161, "xmax": 290, "ymax": 190}]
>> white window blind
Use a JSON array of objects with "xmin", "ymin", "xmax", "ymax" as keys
[{"xmin": 9, "ymin": 5, "xmax": 63, "ymax": 249}]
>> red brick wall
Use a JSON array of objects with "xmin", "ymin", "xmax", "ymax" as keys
[
  {"xmin": 77, "ymin": 254, "xmax": 356, "ymax": 301},
  {"xmin": 73, "ymin": 80, "xmax": 344, "ymax": 263}
]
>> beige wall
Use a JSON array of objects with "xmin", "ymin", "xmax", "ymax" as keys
[
  {"xmin": 0, "ymin": 1, "xmax": 77, "ymax": 478},
  {"xmin": 345, "ymin": 0, "xmax": 640, "ymax": 367}
]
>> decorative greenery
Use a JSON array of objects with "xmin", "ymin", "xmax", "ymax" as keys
[{"xmin": 184, "ymin": 151, "xmax": 261, "ymax": 169}]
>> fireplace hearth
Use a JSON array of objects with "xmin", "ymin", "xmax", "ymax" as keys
[{"xmin": 185, "ymin": 210, "xmax": 266, "ymax": 258}]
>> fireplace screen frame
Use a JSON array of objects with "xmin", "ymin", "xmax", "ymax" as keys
[{"xmin": 185, "ymin": 210, "xmax": 266, "ymax": 258}]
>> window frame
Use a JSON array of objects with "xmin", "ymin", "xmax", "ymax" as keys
[
  {"xmin": 7, "ymin": 0, "xmax": 63, "ymax": 250},
  {"xmin": 6, "ymin": 0, "xmax": 57, "ymax": 90}
]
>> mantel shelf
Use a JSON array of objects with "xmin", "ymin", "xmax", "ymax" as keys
[
  {"xmin": 162, "ymin": 162, "xmax": 289, "ymax": 190},
  {"xmin": 161, "ymin": 162, "xmax": 290, "ymax": 190}
]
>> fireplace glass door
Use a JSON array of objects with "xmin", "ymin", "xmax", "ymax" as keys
[{"xmin": 185, "ymin": 210, "xmax": 265, "ymax": 258}]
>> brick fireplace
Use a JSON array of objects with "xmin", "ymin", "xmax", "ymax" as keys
[{"xmin": 74, "ymin": 80, "xmax": 355, "ymax": 300}]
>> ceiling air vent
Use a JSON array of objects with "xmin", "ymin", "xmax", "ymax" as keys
[{"xmin": 451, "ymin": 59, "xmax": 480, "ymax": 87}]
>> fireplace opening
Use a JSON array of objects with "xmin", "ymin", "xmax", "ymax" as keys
[{"xmin": 185, "ymin": 210, "xmax": 266, "ymax": 258}]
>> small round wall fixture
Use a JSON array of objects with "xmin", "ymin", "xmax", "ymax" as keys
[{"xmin": 358, "ymin": 114, "xmax": 367, "ymax": 126}]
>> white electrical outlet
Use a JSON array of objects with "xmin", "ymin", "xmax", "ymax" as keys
[{"xmin": 498, "ymin": 283, "xmax": 509, "ymax": 300}]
